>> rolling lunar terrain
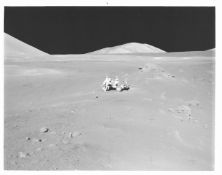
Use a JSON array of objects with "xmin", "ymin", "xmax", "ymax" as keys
[{"xmin": 4, "ymin": 34, "xmax": 215, "ymax": 170}]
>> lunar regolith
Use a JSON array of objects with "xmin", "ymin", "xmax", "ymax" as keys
[{"xmin": 4, "ymin": 33, "xmax": 214, "ymax": 170}]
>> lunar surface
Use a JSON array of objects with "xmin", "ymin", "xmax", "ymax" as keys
[{"xmin": 4, "ymin": 34, "xmax": 214, "ymax": 170}]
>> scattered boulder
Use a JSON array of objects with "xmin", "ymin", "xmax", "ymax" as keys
[
  {"xmin": 25, "ymin": 137, "xmax": 31, "ymax": 141},
  {"xmin": 177, "ymin": 105, "xmax": 191, "ymax": 114},
  {"xmin": 32, "ymin": 138, "xmax": 44, "ymax": 143},
  {"xmin": 40, "ymin": 127, "xmax": 49, "ymax": 133},
  {"xmin": 163, "ymin": 73, "xmax": 175, "ymax": 79},
  {"xmin": 168, "ymin": 105, "xmax": 192, "ymax": 120},
  {"xmin": 140, "ymin": 63, "xmax": 176, "ymax": 80},
  {"xmin": 18, "ymin": 152, "xmax": 30, "ymax": 158},
  {"xmin": 68, "ymin": 132, "xmax": 73, "ymax": 138},
  {"xmin": 187, "ymin": 100, "xmax": 200, "ymax": 107}
]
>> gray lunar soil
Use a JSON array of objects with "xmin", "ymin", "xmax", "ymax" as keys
[{"xmin": 4, "ymin": 34, "xmax": 214, "ymax": 170}]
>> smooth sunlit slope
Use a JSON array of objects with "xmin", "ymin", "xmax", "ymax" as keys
[
  {"xmin": 4, "ymin": 33, "xmax": 48, "ymax": 58},
  {"xmin": 88, "ymin": 42, "xmax": 166, "ymax": 54}
]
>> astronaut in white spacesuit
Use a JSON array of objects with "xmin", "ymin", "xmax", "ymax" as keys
[{"xmin": 102, "ymin": 76, "xmax": 112, "ymax": 91}]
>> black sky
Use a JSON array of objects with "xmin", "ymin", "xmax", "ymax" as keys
[{"xmin": 4, "ymin": 7, "xmax": 215, "ymax": 54}]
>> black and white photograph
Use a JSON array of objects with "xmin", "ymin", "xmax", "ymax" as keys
[{"xmin": 3, "ymin": 3, "xmax": 217, "ymax": 172}]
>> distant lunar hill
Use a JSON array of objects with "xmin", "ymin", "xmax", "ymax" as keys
[
  {"xmin": 88, "ymin": 42, "xmax": 166, "ymax": 54},
  {"xmin": 4, "ymin": 33, "xmax": 48, "ymax": 58}
]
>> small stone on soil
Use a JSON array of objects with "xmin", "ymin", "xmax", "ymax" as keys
[
  {"xmin": 32, "ymin": 138, "xmax": 43, "ymax": 143},
  {"xmin": 68, "ymin": 132, "xmax": 73, "ymax": 138},
  {"xmin": 18, "ymin": 152, "xmax": 30, "ymax": 158},
  {"xmin": 26, "ymin": 137, "xmax": 31, "ymax": 141},
  {"xmin": 40, "ymin": 127, "xmax": 49, "ymax": 133},
  {"xmin": 187, "ymin": 100, "xmax": 200, "ymax": 107}
]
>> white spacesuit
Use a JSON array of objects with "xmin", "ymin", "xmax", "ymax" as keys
[
  {"xmin": 112, "ymin": 76, "xmax": 119, "ymax": 88},
  {"xmin": 102, "ymin": 76, "xmax": 112, "ymax": 91}
]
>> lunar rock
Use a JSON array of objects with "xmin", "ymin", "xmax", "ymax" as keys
[
  {"xmin": 32, "ymin": 138, "xmax": 43, "ymax": 143},
  {"xmin": 25, "ymin": 137, "xmax": 31, "ymax": 141},
  {"xmin": 40, "ymin": 127, "xmax": 49, "ymax": 133},
  {"xmin": 168, "ymin": 105, "xmax": 193, "ymax": 120},
  {"xmin": 187, "ymin": 100, "xmax": 200, "ymax": 107},
  {"xmin": 18, "ymin": 152, "xmax": 30, "ymax": 158},
  {"xmin": 68, "ymin": 132, "xmax": 73, "ymax": 138}
]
